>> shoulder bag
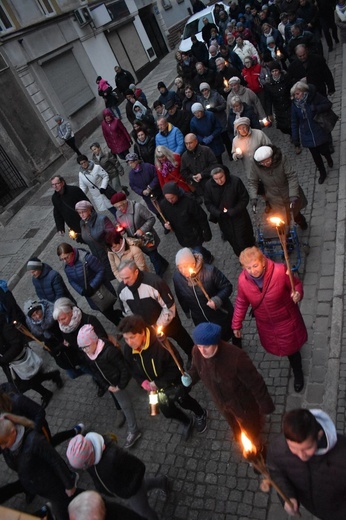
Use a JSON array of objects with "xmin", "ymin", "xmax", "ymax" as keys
[
  {"xmin": 83, "ymin": 172, "xmax": 116, "ymax": 201},
  {"xmin": 80, "ymin": 253, "xmax": 116, "ymax": 312},
  {"xmin": 9, "ymin": 347, "xmax": 43, "ymax": 380},
  {"xmin": 313, "ymin": 109, "xmax": 339, "ymax": 133},
  {"xmin": 129, "ymin": 202, "xmax": 156, "ymax": 252}
]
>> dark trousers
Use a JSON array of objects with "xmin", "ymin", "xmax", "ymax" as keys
[
  {"xmin": 165, "ymin": 315, "xmax": 194, "ymax": 359},
  {"xmin": 64, "ymin": 137, "xmax": 81, "ymax": 155},
  {"xmin": 146, "ymin": 249, "xmax": 169, "ymax": 276},
  {"xmin": 158, "ymin": 385, "xmax": 204, "ymax": 425},
  {"xmin": 288, "ymin": 351, "xmax": 303, "ymax": 377},
  {"xmin": 308, "ymin": 143, "xmax": 332, "ymax": 176}
]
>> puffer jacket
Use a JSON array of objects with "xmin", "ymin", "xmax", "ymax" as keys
[
  {"xmin": 190, "ymin": 111, "xmax": 225, "ymax": 157},
  {"xmin": 232, "ymin": 258, "xmax": 307, "ymax": 356},
  {"xmin": 90, "ymin": 340, "xmax": 131, "ymax": 392},
  {"xmin": 79, "ymin": 161, "xmax": 111, "ymax": 213},
  {"xmin": 56, "ymin": 118, "xmax": 73, "ymax": 140},
  {"xmin": 32, "ymin": 263, "xmax": 74, "ymax": 303},
  {"xmin": 155, "ymin": 123, "xmax": 185, "ymax": 155},
  {"xmin": 91, "ymin": 148, "xmax": 124, "ymax": 179},
  {"xmin": 197, "ymin": 90, "xmax": 227, "ymax": 129},
  {"xmin": 101, "ymin": 109, "xmax": 132, "ymax": 154},
  {"xmin": 108, "ymin": 239, "xmax": 148, "ymax": 282}
]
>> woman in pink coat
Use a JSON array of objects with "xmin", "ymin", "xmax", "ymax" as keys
[
  {"xmin": 232, "ymin": 246, "xmax": 307, "ymax": 393},
  {"xmin": 101, "ymin": 109, "xmax": 131, "ymax": 160}
]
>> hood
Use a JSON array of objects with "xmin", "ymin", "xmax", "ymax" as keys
[
  {"xmin": 103, "ymin": 108, "xmax": 115, "ymax": 121},
  {"xmin": 98, "ymin": 78, "xmax": 108, "ymax": 90},
  {"xmin": 85, "ymin": 432, "xmax": 105, "ymax": 465},
  {"xmin": 23, "ymin": 299, "xmax": 45, "ymax": 319},
  {"xmin": 311, "ymin": 409, "xmax": 338, "ymax": 455},
  {"xmin": 133, "ymin": 100, "xmax": 147, "ymax": 116}
]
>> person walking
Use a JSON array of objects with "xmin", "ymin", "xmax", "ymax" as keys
[
  {"xmin": 101, "ymin": 109, "xmax": 132, "ymax": 161},
  {"xmin": 55, "ymin": 115, "xmax": 81, "ymax": 155},
  {"xmin": 90, "ymin": 142, "xmax": 128, "ymax": 194},
  {"xmin": 51, "ymin": 176, "xmax": 90, "ymax": 238}
]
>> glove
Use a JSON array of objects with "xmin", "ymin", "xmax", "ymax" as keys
[
  {"xmin": 99, "ymin": 188, "xmax": 106, "ymax": 194},
  {"xmin": 141, "ymin": 380, "xmax": 152, "ymax": 392},
  {"xmin": 82, "ymin": 286, "xmax": 95, "ymax": 297},
  {"xmin": 251, "ymin": 199, "xmax": 257, "ymax": 214},
  {"xmin": 202, "ymin": 135, "xmax": 213, "ymax": 145},
  {"xmin": 181, "ymin": 372, "xmax": 192, "ymax": 387}
]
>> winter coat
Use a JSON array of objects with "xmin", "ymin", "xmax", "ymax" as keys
[
  {"xmin": 115, "ymin": 200, "xmax": 160, "ymax": 252},
  {"xmin": 32, "ymin": 263, "xmax": 74, "ymax": 303},
  {"xmin": 167, "ymin": 109, "xmax": 192, "ymax": 136},
  {"xmin": 25, "ymin": 300, "xmax": 62, "ymax": 346},
  {"xmin": 227, "ymin": 102, "xmax": 262, "ymax": 134},
  {"xmin": 56, "ymin": 118, "xmax": 73, "ymax": 140},
  {"xmin": 241, "ymin": 63, "xmax": 265, "ymax": 95},
  {"xmin": 231, "ymin": 128, "xmax": 272, "ymax": 176},
  {"xmin": 3, "ymin": 428, "xmax": 75, "ymax": 497},
  {"xmin": 197, "ymin": 90, "xmax": 227, "ymax": 129},
  {"xmin": 52, "ymin": 184, "xmax": 90, "ymax": 234},
  {"xmin": 287, "ymin": 55, "xmax": 335, "ymax": 98},
  {"xmin": 248, "ymin": 146, "xmax": 307, "ymax": 219},
  {"xmin": 79, "ymin": 162, "xmax": 111, "ymax": 213},
  {"xmin": 226, "ymin": 85, "xmax": 266, "ymax": 119},
  {"xmin": 158, "ymin": 89, "xmax": 182, "ymax": 108},
  {"xmin": 155, "ymin": 154, "xmax": 190, "ymax": 193},
  {"xmin": 155, "ymin": 123, "xmax": 185, "ymax": 154},
  {"xmin": 267, "ymin": 410, "xmax": 346, "ymax": 520},
  {"xmin": 232, "ymin": 257, "xmax": 307, "ymax": 356},
  {"xmin": 115, "ymin": 69, "xmax": 135, "ymax": 94},
  {"xmin": 182, "ymin": 93, "xmax": 199, "ymax": 113},
  {"xmin": 90, "ymin": 340, "xmax": 131, "ymax": 393},
  {"xmin": 233, "ymin": 41, "xmax": 260, "ymax": 63},
  {"xmin": 204, "ymin": 173, "xmax": 255, "ymax": 257},
  {"xmin": 101, "ymin": 109, "xmax": 131, "ymax": 155},
  {"xmin": 160, "ymin": 191, "xmax": 212, "ymax": 248},
  {"xmin": 108, "ymin": 239, "xmax": 148, "ymax": 282},
  {"xmin": 173, "ymin": 254, "xmax": 234, "ymax": 340},
  {"xmin": 91, "ymin": 148, "xmax": 124, "ymax": 179},
  {"xmin": 124, "ymin": 327, "xmax": 183, "ymax": 389},
  {"xmin": 188, "ymin": 341, "xmax": 275, "ymax": 423},
  {"xmin": 214, "ymin": 65, "xmax": 243, "ymax": 98},
  {"xmin": 80, "ymin": 211, "xmax": 115, "ymax": 281},
  {"xmin": 134, "ymin": 137, "xmax": 156, "ymax": 164},
  {"xmin": 291, "ymin": 87, "xmax": 332, "ymax": 149},
  {"xmin": 190, "ymin": 111, "xmax": 225, "ymax": 157},
  {"xmin": 59, "ymin": 311, "xmax": 107, "ymax": 356},
  {"xmin": 128, "ymin": 162, "xmax": 162, "ymax": 213},
  {"xmin": 264, "ymin": 73, "xmax": 292, "ymax": 134},
  {"xmin": 259, "ymin": 28, "xmax": 284, "ymax": 54},
  {"xmin": 88, "ymin": 434, "xmax": 145, "ymax": 499},
  {"xmin": 0, "ymin": 314, "xmax": 25, "ymax": 366},
  {"xmin": 64, "ymin": 249, "xmax": 115, "ymax": 311},
  {"xmin": 192, "ymin": 69, "xmax": 216, "ymax": 91},
  {"xmin": 0, "ymin": 281, "xmax": 25, "ymax": 323},
  {"xmin": 180, "ymin": 143, "xmax": 218, "ymax": 188}
]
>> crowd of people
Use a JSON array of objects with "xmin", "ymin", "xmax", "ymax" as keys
[{"xmin": 1, "ymin": 1, "xmax": 345, "ymax": 519}]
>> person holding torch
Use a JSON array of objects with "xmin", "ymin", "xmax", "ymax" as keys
[{"xmin": 232, "ymin": 246, "xmax": 307, "ymax": 392}]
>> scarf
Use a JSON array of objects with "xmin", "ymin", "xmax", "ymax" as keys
[
  {"xmin": 59, "ymin": 306, "xmax": 82, "ymax": 333},
  {"xmin": 160, "ymin": 159, "xmax": 175, "ymax": 178},
  {"xmin": 67, "ymin": 248, "xmax": 77, "ymax": 267},
  {"xmin": 137, "ymin": 136, "xmax": 149, "ymax": 146},
  {"xmin": 86, "ymin": 338, "xmax": 105, "ymax": 361},
  {"xmin": 336, "ymin": 3, "xmax": 346, "ymax": 22},
  {"xmin": 293, "ymin": 92, "xmax": 309, "ymax": 119}
]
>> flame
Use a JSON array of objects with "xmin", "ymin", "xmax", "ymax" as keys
[
  {"xmin": 189, "ymin": 268, "xmax": 196, "ymax": 277},
  {"xmin": 157, "ymin": 325, "xmax": 164, "ymax": 337},
  {"xmin": 269, "ymin": 216, "xmax": 285, "ymax": 227},
  {"xmin": 68, "ymin": 229, "xmax": 77, "ymax": 239},
  {"xmin": 235, "ymin": 147, "xmax": 242, "ymax": 154},
  {"xmin": 241, "ymin": 431, "xmax": 257, "ymax": 455},
  {"xmin": 276, "ymin": 50, "xmax": 281, "ymax": 57},
  {"xmin": 261, "ymin": 117, "xmax": 270, "ymax": 127},
  {"xmin": 115, "ymin": 225, "xmax": 123, "ymax": 233},
  {"xmin": 223, "ymin": 78, "xmax": 228, "ymax": 88}
]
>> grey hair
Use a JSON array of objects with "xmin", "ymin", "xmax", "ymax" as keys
[
  {"xmin": 118, "ymin": 259, "xmax": 138, "ymax": 273},
  {"xmin": 53, "ymin": 297, "xmax": 75, "ymax": 320},
  {"xmin": 215, "ymin": 57, "xmax": 225, "ymax": 65},
  {"xmin": 290, "ymin": 80, "xmax": 309, "ymax": 98},
  {"xmin": 211, "ymin": 167, "xmax": 225, "ymax": 177},
  {"xmin": 230, "ymin": 95, "xmax": 242, "ymax": 106}
]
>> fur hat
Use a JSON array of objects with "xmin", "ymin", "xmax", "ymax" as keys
[
  {"xmin": 192, "ymin": 323, "xmax": 222, "ymax": 345},
  {"xmin": 191, "ymin": 102, "xmax": 204, "ymax": 114},
  {"xmin": 27, "ymin": 257, "xmax": 43, "ymax": 272},
  {"xmin": 254, "ymin": 146, "xmax": 273, "ymax": 162},
  {"xmin": 175, "ymin": 248, "xmax": 196, "ymax": 266},
  {"xmin": 110, "ymin": 192, "xmax": 127, "ymax": 205}
]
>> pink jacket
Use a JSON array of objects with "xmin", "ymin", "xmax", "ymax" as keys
[
  {"xmin": 101, "ymin": 109, "xmax": 131, "ymax": 154},
  {"xmin": 232, "ymin": 258, "xmax": 307, "ymax": 356}
]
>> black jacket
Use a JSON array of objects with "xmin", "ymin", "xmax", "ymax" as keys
[
  {"xmin": 167, "ymin": 109, "xmax": 192, "ymax": 136},
  {"xmin": 52, "ymin": 184, "xmax": 90, "ymax": 234},
  {"xmin": 287, "ymin": 54, "xmax": 335, "ymax": 98},
  {"xmin": 91, "ymin": 340, "xmax": 131, "ymax": 392}
]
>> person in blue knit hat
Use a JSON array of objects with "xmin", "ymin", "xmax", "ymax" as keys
[{"xmin": 182, "ymin": 322, "xmax": 275, "ymax": 450}]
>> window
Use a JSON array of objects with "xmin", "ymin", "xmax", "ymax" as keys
[
  {"xmin": 0, "ymin": 3, "xmax": 14, "ymax": 32},
  {"xmin": 36, "ymin": 0, "xmax": 55, "ymax": 16}
]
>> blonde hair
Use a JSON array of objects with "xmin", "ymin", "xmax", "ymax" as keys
[
  {"xmin": 239, "ymin": 246, "xmax": 265, "ymax": 266},
  {"xmin": 154, "ymin": 146, "xmax": 178, "ymax": 170},
  {"xmin": 290, "ymin": 80, "xmax": 309, "ymax": 98}
]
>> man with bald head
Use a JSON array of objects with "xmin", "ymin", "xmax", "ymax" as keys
[{"xmin": 181, "ymin": 133, "xmax": 219, "ymax": 197}]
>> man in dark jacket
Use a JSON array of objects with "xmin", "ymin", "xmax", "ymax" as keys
[
  {"xmin": 117, "ymin": 261, "xmax": 194, "ymax": 361},
  {"xmin": 166, "ymin": 99, "xmax": 192, "ymax": 137},
  {"xmin": 160, "ymin": 182, "xmax": 214, "ymax": 263},
  {"xmin": 114, "ymin": 65, "xmax": 135, "ymax": 95},
  {"xmin": 267, "ymin": 408, "xmax": 346, "ymax": 520},
  {"xmin": 51, "ymin": 175, "xmax": 88, "ymax": 238},
  {"xmin": 192, "ymin": 62, "xmax": 215, "ymax": 91},
  {"xmin": 181, "ymin": 322, "xmax": 274, "ymax": 449},
  {"xmin": 180, "ymin": 133, "xmax": 218, "ymax": 196},
  {"xmin": 118, "ymin": 315, "xmax": 207, "ymax": 440},
  {"xmin": 190, "ymin": 35, "xmax": 209, "ymax": 66}
]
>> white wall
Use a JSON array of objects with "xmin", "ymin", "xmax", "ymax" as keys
[{"xmin": 81, "ymin": 32, "xmax": 119, "ymax": 86}]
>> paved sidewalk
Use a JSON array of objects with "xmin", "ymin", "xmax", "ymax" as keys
[{"xmin": 0, "ymin": 44, "xmax": 345, "ymax": 520}]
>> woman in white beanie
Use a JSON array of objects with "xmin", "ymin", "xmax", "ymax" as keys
[{"xmin": 231, "ymin": 117, "xmax": 272, "ymax": 176}]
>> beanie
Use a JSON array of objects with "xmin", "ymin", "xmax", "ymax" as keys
[
  {"xmin": 192, "ymin": 323, "xmax": 222, "ymax": 345},
  {"xmin": 157, "ymin": 81, "xmax": 166, "ymax": 90},
  {"xmin": 110, "ymin": 192, "xmax": 127, "ymax": 205},
  {"xmin": 125, "ymin": 152, "xmax": 139, "ymax": 162},
  {"xmin": 27, "ymin": 257, "xmax": 43, "ymax": 272},
  {"xmin": 266, "ymin": 36, "xmax": 275, "ymax": 44},
  {"xmin": 162, "ymin": 182, "xmax": 180, "ymax": 196},
  {"xmin": 66, "ymin": 435, "xmax": 95, "ymax": 469},
  {"xmin": 75, "ymin": 200, "xmax": 93, "ymax": 211},
  {"xmin": 175, "ymin": 248, "xmax": 196, "ymax": 266},
  {"xmin": 23, "ymin": 299, "xmax": 42, "ymax": 318},
  {"xmin": 268, "ymin": 60, "xmax": 281, "ymax": 71},
  {"xmin": 234, "ymin": 117, "xmax": 251, "ymax": 128},
  {"xmin": 199, "ymin": 82, "xmax": 210, "ymax": 92},
  {"xmin": 129, "ymin": 83, "xmax": 136, "ymax": 90},
  {"xmin": 165, "ymin": 99, "xmax": 176, "ymax": 110},
  {"xmin": 77, "ymin": 324, "xmax": 99, "ymax": 348},
  {"xmin": 254, "ymin": 146, "xmax": 273, "ymax": 162},
  {"xmin": 228, "ymin": 76, "xmax": 241, "ymax": 85},
  {"xmin": 191, "ymin": 102, "xmax": 204, "ymax": 114}
]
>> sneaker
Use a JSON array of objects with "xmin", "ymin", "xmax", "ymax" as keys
[
  {"xmin": 124, "ymin": 430, "xmax": 142, "ymax": 449},
  {"xmin": 195, "ymin": 409, "xmax": 208, "ymax": 434},
  {"xmin": 181, "ymin": 417, "xmax": 194, "ymax": 442},
  {"xmin": 73, "ymin": 423, "xmax": 85, "ymax": 435}
]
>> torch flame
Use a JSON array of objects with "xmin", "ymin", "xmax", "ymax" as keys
[
  {"xmin": 157, "ymin": 325, "xmax": 164, "ymax": 337},
  {"xmin": 189, "ymin": 268, "xmax": 196, "ymax": 276},
  {"xmin": 68, "ymin": 229, "xmax": 77, "ymax": 240},
  {"xmin": 235, "ymin": 147, "xmax": 242, "ymax": 155},
  {"xmin": 223, "ymin": 79, "xmax": 228, "ymax": 88},
  {"xmin": 276, "ymin": 50, "xmax": 281, "ymax": 57},
  {"xmin": 269, "ymin": 216, "xmax": 285, "ymax": 227},
  {"xmin": 241, "ymin": 431, "xmax": 257, "ymax": 455},
  {"xmin": 115, "ymin": 225, "xmax": 124, "ymax": 233}
]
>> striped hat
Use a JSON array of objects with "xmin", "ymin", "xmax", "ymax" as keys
[
  {"xmin": 27, "ymin": 257, "xmax": 43, "ymax": 272},
  {"xmin": 66, "ymin": 435, "xmax": 94, "ymax": 469}
]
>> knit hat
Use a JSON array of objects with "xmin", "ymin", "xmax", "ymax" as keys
[
  {"xmin": 125, "ymin": 152, "xmax": 139, "ymax": 162},
  {"xmin": 199, "ymin": 82, "xmax": 210, "ymax": 92},
  {"xmin": 66, "ymin": 434, "xmax": 95, "ymax": 469},
  {"xmin": 165, "ymin": 99, "xmax": 176, "ymax": 110},
  {"xmin": 228, "ymin": 76, "xmax": 241, "ymax": 85},
  {"xmin": 129, "ymin": 83, "xmax": 136, "ymax": 89},
  {"xmin": 110, "ymin": 192, "xmax": 127, "ymax": 205},
  {"xmin": 234, "ymin": 117, "xmax": 251, "ymax": 128},
  {"xmin": 75, "ymin": 200, "xmax": 93, "ymax": 211},
  {"xmin": 192, "ymin": 323, "xmax": 222, "ymax": 345},
  {"xmin": 162, "ymin": 182, "xmax": 180, "ymax": 196},
  {"xmin": 54, "ymin": 115, "xmax": 62, "ymax": 122},
  {"xmin": 254, "ymin": 146, "xmax": 273, "ymax": 162},
  {"xmin": 266, "ymin": 36, "xmax": 275, "ymax": 44},
  {"xmin": 236, "ymin": 22, "xmax": 243, "ymax": 27},
  {"xmin": 268, "ymin": 60, "xmax": 281, "ymax": 71},
  {"xmin": 157, "ymin": 81, "xmax": 166, "ymax": 90},
  {"xmin": 77, "ymin": 324, "xmax": 99, "ymax": 348},
  {"xmin": 191, "ymin": 102, "xmax": 204, "ymax": 114},
  {"xmin": 27, "ymin": 257, "xmax": 43, "ymax": 272},
  {"xmin": 175, "ymin": 248, "xmax": 196, "ymax": 266},
  {"xmin": 23, "ymin": 299, "xmax": 42, "ymax": 318}
]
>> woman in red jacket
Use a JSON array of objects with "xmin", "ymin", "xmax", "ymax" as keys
[
  {"xmin": 232, "ymin": 246, "xmax": 307, "ymax": 393},
  {"xmin": 101, "ymin": 109, "xmax": 132, "ymax": 160},
  {"xmin": 154, "ymin": 146, "xmax": 190, "ymax": 192}
]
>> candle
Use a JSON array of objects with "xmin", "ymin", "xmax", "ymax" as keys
[
  {"xmin": 223, "ymin": 78, "xmax": 229, "ymax": 88},
  {"xmin": 223, "ymin": 207, "xmax": 228, "ymax": 213},
  {"xmin": 115, "ymin": 225, "xmax": 124, "ymax": 233},
  {"xmin": 68, "ymin": 229, "xmax": 78, "ymax": 240},
  {"xmin": 261, "ymin": 117, "xmax": 270, "ymax": 127},
  {"xmin": 235, "ymin": 147, "xmax": 242, "ymax": 155},
  {"xmin": 276, "ymin": 49, "xmax": 282, "ymax": 57},
  {"xmin": 205, "ymin": 104, "xmax": 211, "ymax": 109}
]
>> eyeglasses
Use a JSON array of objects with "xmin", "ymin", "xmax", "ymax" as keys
[
  {"xmin": 51, "ymin": 182, "xmax": 61, "ymax": 187},
  {"xmin": 60, "ymin": 254, "xmax": 72, "ymax": 261}
]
